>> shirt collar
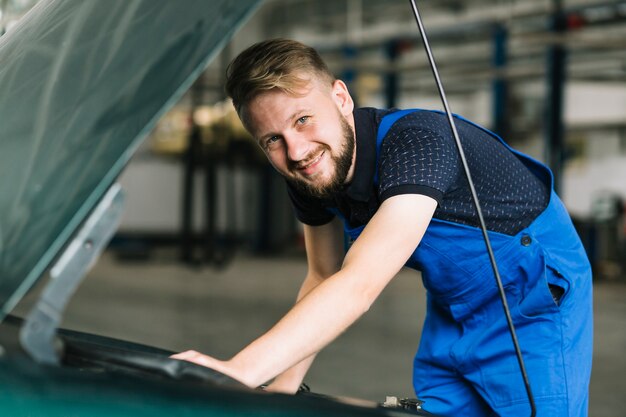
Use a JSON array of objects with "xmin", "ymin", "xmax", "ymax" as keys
[{"xmin": 344, "ymin": 108, "xmax": 378, "ymax": 202}]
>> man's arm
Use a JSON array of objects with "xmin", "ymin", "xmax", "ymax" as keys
[
  {"xmin": 265, "ymin": 218, "xmax": 345, "ymax": 393},
  {"xmin": 172, "ymin": 194, "xmax": 437, "ymax": 389}
]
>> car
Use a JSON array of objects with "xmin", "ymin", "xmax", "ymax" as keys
[{"xmin": 0, "ymin": 1, "xmax": 431, "ymax": 415}]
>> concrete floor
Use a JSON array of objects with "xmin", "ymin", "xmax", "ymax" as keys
[{"xmin": 14, "ymin": 249, "xmax": 626, "ymax": 416}]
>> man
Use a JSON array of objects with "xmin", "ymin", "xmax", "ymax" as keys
[{"xmin": 173, "ymin": 39, "xmax": 592, "ymax": 417}]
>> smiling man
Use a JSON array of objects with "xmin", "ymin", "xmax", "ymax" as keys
[{"xmin": 173, "ymin": 39, "xmax": 593, "ymax": 417}]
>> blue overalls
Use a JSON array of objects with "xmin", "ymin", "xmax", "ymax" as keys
[{"xmin": 335, "ymin": 110, "xmax": 593, "ymax": 416}]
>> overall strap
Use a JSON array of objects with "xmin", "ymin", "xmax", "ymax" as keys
[{"xmin": 374, "ymin": 109, "xmax": 421, "ymax": 185}]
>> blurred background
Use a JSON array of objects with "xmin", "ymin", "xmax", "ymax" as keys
[{"xmin": 4, "ymin": 1, "xmax": 625, "ymax": 416}]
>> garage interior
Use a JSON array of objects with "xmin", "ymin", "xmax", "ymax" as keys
[{"xmin": 3, "ymin": 1, "xmax": 625, "ymax": 416}]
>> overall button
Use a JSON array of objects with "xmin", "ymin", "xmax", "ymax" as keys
[{"xmin": 520, "ymin": 235, "xmax": 532, "ymax": 246}]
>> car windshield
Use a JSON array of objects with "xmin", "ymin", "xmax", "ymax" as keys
[{"xmin": 0, "ymin": 0, "xmax": 260, "ymax": 321}]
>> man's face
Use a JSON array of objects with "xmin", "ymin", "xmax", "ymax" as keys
[{"xmin": 243, "ymin": 77, "xmax": 356, "ymax": 199}]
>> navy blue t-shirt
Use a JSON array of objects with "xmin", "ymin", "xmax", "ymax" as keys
[{"xmin": 287, "ymin": 108, "xmax": 549, "ymax": 236}]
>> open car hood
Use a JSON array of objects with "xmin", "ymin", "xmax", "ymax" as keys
[{"xmin": 0, "ymin": 0, "xmax": 261, "ymax": 321}]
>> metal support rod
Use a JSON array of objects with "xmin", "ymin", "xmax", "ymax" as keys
[
  {"xmin": 407, "ymin": 2, "xmax": 537, "ymax": 416},
  {"xmin": 20, "ymin": 184, "xmax": 125, "ymax": 365}
]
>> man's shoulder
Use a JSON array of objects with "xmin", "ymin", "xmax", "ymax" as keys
[
  {"xmin": 381, "ymin": 110, "xmax": 496, "ymax": 150},
  {"xmin": 354, "ymin": 107, "xmax": 456, "ymax": 133},
  {"xmin": 387, "ymin": 109, "xmax": 449, "ymax": 134},
  {"xmin": 377, "ymin": 110, "xmax": 454, "ymax": 153}
]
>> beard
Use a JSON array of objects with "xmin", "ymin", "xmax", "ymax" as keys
[{"xmin": 286, "ymin": 115, "xmax": 355, "ymax": 200}]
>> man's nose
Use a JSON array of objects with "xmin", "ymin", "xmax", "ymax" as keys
[{"xmin": 284, "ymin": 132, "xmax": 312, "ymax": 162}]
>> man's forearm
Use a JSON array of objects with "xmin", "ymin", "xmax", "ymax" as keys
[
  {"xmin": 265, "ymin": 355, "xmax": 317, "ymax": 393},
  {"xmin": 225, "ymin": 267, "xmax": 376, "ymax": 387}
]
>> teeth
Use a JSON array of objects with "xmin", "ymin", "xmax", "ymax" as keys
[{"xmin": 301, "ymin": 151, "xmax": 323, "ymax": 169}]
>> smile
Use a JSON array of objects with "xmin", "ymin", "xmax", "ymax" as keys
[{"xmin": 297, "ymin": 151, "xmax": 325, "ymax": 176}]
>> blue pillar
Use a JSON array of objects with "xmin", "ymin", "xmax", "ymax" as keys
[
  {"xmin": 341, "ymin": 44, "xmax": 358, "ymax": 106},
  {"xmin": 384, "ymin": 39, "xmax": 401, "ymax": 109},
  {"xmin": 544, "ymin": 1, "xmax": 567, "ymax": 194},
  {"xmin": 492, "ymin": 24, "xmax": 509, "ymax": 139}
]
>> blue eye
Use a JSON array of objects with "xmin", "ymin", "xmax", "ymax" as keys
[
  {"xmin": 297, "ymin": 116, "xmax": 309, "ymax": 124},
  {"xmin": 264, "ymin": 135, "xmax": 281, "ymax": 149}
]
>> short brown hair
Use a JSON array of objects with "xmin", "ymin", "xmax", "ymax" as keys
[{"xmin": 225, "ymin": 38, "xmax": 335, "ymax": 116}]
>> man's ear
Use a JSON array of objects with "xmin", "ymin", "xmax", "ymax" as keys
[{"xmin": 331, "ymin": 79, "xmax": 354, "ymax": 116}]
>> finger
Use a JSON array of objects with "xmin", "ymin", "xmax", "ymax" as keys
[
  {"xmin": 170, "ymin": 350, "xmax": 200, "ymax": 360},
  {"xmin": 174, "ymin": 352, "xmax": 216, "ymax": 368}
]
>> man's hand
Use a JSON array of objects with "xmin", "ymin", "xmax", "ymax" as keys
[
  {"xmin": 170, "ymin": 350, "xmax": 255, "ymax": 388},
  {"xmin": 170, "ymin": 351, "xmax": 300, "ymax": 394}
]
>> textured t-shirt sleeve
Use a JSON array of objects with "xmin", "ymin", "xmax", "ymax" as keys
[
  {"xmin": 378, "ymin": 127, "xmax": 461, "ymax": 204},
  {"xmin": 286, "ymin": 182, "xmax": 335, "ymax": 226}
]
